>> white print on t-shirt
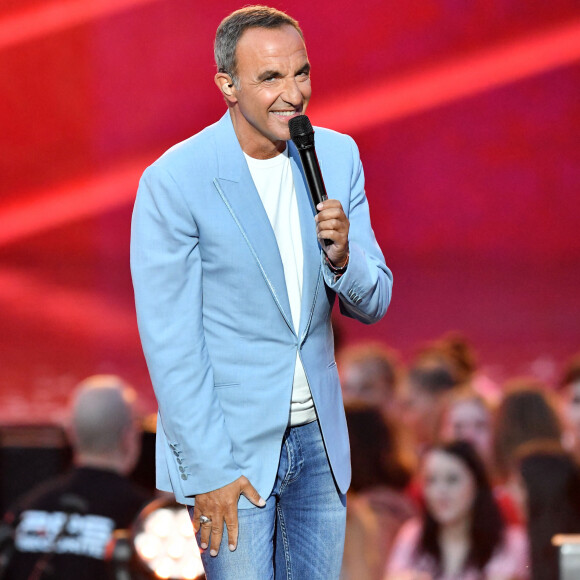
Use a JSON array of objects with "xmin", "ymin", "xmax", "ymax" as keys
[{"xmin": 15, "ymin": 510, "xmax": 115, "ymax": 559}]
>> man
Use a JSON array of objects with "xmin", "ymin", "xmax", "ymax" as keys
[
  {"xmin": 4, "ymin": 375, "xmax": 151, "ymax": 579},
  {"xmin": 130, "ymin": 6, "xmax": 392, "ymax": 578}
]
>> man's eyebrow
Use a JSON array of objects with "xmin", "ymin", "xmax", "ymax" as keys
[
  {"xmin": 257, "ymin": 69, "xmax": 282, "ymax": 81},
  {"xmin": 256, "ymin": 63, "xmax": 310, "ymax": 81}
]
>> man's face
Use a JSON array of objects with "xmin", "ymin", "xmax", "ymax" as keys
[{"xmin": 222, "ymin": 25, "xmax": 311, "ymax": 159}]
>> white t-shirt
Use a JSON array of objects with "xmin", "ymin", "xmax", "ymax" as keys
[{"xmin": 244, "ymin": 147, "xmax": 316, "ymax": 426}]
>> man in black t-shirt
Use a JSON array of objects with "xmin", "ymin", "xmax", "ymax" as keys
[{"xmin": 3, "ymin": 375, "xmax": 152, "ymax": 580}]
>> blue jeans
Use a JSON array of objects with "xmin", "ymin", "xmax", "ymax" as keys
[{"xmin": 188, "ymin": 420, "xmax": 347, "ymax": 579}]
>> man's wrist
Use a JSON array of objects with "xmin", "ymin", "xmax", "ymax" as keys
[{"xmin": 324, "ymin": 252, "xmax": 349, "ymax": 277}]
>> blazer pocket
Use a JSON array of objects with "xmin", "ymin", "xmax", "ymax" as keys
[{"xmin": 214, "ymin": 382, "xmax": 240, "ymax": 389}]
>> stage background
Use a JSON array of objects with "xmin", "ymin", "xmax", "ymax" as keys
[{"xmin": 1, "ymin": 0, "xmax": 579, "ymax": 421}]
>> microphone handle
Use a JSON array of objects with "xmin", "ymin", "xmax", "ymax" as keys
[
  {"xmin": 296, "ymin": 146, "xmax": 332, "ymax": 247},
  {"xmin": 296, "ymin": 146, "xmax": 328, "ymax": 208}
]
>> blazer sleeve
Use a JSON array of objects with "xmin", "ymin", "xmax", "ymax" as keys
[
  {"xmin": 323, "ymin": 136, "xmax": 393, "ymax": 324},
  {"xmin": 130, "ymin": 165, "xmax": 242, "ymax": 497}
]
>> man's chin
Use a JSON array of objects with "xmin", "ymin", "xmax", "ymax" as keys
[{"xmin": 267, "ymin": 128, "xmax": 291, "ymax": 145}]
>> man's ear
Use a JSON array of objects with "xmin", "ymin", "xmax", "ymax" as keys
[{"xmin": 215, "ymin": 72, "xmax": 236, "ymax": 102}]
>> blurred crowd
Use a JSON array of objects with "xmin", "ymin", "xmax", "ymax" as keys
[
  {"xmin": 339, "ymin": 333, "xmax": 580, "ymax": 580},
  {"xmin": 2, "ymin": 337, "xmax": 580, "ymax": 579},
  {"xmin": 0, "ymin": 376, "xmax": 154, "ymax": 579}
]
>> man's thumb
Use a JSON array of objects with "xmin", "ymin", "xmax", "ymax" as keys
[{"xmin": 240, "ymin": 479, "xmax": 266, "ymax": 507}]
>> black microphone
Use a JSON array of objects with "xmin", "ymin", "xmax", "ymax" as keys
[
  {"xmin": 288, "ymin": 115, "xmax": 327, "ymax": 208},
  {"xmin": 288, "ymin": 114, "xmax": 331, "ymax": 246}
]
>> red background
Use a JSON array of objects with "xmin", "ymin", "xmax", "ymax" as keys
[{"xmin": 1, "ymin": 0, "xmax": 579, "ymax": 421}]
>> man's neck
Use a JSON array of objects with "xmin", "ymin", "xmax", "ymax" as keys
[{"xmin": 229, "ymin": 108, "xmax": 286, "ymax": 159}]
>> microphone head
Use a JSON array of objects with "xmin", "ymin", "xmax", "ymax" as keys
[{"xmin": 288, "ymin": 115, "xmax": 315, "ymax": 150}]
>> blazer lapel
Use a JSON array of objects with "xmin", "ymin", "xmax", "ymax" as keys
[
  {"xmin": 289, "ymin": 142, "xmax": 323, "ymax": 343},
  {"xmin": 212, "ymin": 113, "xmax": 294, "ymax": 334}
]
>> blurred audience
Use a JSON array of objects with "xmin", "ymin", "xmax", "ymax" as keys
[
  {"xmin": 385, "ymin": 441, "xmax": 529, "ymax": 580},
  {"xmin": 3, "ymin": 375, "xmax": 152, "ymax": 580},
  {"xmin": 413, "ymin": 332, "xmax": 477, "ymax": 387},
  {"xmin": 342, "ymin": 403, "xmax": 416, "ymax": 580},
  {"xmin": 339, "ymin": 342, "xmax": 401, "ymax": 417},
  {"xmin": 511, "ymin": 441, "xmax": 580, "ymax": 580},
  {"xmin": 439, "ymin": 390, "xmax": 494, "ymax": 467},
  {"xmin": 1, "ymin": 336, "xmax": 576, "ymax": 579},
  {"xmin": 491, "ymin": 379, "xmax": 563, "ymax": 526},
  {"xmin": 400, "ymin": 362, "xmax": 460, "ymax": 457},
  {"xmin": 557, "ymin": 353, "xmax": 580, "ymax": 458},
  {"xmin": 492, "ymin": 379, "xmax": 562, "ymax": 482}
]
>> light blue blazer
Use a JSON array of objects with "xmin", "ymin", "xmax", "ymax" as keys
[{"xmin": 131, "ymin": 111, "xmax": 392, "ymax": 507}]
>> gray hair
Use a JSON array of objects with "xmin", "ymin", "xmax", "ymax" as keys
[
  {"xmin": 70, "ymin": 375, "xmax": 137, "ymax": 455},
  {"xmin": 214, "ymin": 5, "xmax": 303, "ymax": 88}
]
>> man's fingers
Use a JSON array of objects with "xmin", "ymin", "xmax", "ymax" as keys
[
  {"xmin": 191, "ymin": 505, "xmax": 204, "ymax": 534},
  {"xmin": 198, "ymin": 514, "xmax": 213, "ymax": 551},
  {"xmin": 316, "ymin": 212, "xmax": 347, "ymax": 228},
  {"xmin": 225, "ymin": 504, "xmax": 239, "ymax": 551},
  {"xmin": 316, "ymin": 199, "xmax": 342, "ymax": 212},
  {"xmin": 193, "ymin": 476, "xmax": 264, "ymax": 557},
  {"xmin": 317, "ymin": 217, "xmax": 345, "ymax": 232},
  {"xmin": 209, "ymin": 519, "xmax": 224, "ymax": 557},
  {"xmin": 239, "ymin": 477, "xmax": 266, "ymax": 508},
  {"xmin": 316, "ymin": 223, "xmax": 348, "ymax": 243}
]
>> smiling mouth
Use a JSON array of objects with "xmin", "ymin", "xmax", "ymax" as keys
[{"xmin": 270, "ymin": 110, "xmax": 301, "ymax": 119}]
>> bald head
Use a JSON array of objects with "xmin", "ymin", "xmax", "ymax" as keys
[{"xmin": 70, "ymin": 375, "xmax": 140, "ymax": 471}]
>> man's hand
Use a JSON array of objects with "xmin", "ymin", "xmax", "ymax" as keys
[
  {"xmin": 192, "ymin": 475, "xmax": 265, "ymax": 557},
  {"xmin": 315, "ymin": 199, "xmax": 349, "ymax": 268}
]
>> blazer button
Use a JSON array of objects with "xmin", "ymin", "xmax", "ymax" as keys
[
  {"xmin": 179, "ymin": 466, "xmax": 185, "ymax": 473},
  {"xmin": 181, "ymin": 474, "xmax": 187, "ymax": 480}
]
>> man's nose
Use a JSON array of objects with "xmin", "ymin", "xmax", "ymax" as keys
[{"xmin": 281, "ymin": 77, "xmax": 303, "ymax": 104}]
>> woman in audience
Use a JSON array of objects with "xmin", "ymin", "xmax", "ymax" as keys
[
  {"xmin": 492, "ymin": 379, "xmax": 563, "ymax": 524},
  {"xmin": 557, "ymin": 354, "xmax": 580, "ymax": 458},
  {"xmin": 339, "ymin": 342, "xmax": 402, "ymax": 418},
  {"xmin": 439, "ymin": 389, "xmax": 494, "ymax": 466},
  {"xmin": 400, "ymin": 362, "xmax": 460, "ymax": 458},
  {"xmin": 493, "ymin": 379, "xmax": 562, "ymax": 481},
  {"xmin": 342, "ymin": 402, "xmax": 417, "ymax": 580},
  {"xmin": 385, "ymin": 441, "xmax": 528, "ymax": 580},
  {"xmin": 413, "ymin": 332, "xmax": 478, "ymax": 387},
  {"xmin": 513, "ymin": 441, "xmax": 580, "ymax": 580}
]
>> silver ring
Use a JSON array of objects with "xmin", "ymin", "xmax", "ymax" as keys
[{"xmin": 199, "ymin": 515, "xmax": 212, "ymax": 525}]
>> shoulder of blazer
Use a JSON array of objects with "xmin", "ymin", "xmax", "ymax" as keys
[
  {"xmin": 312, "ymin": 125, "xmax": 356, "ymax": 150},
  {"xmin": 147, "ymin": 112, "xmax": 236, "ymax": 180}
]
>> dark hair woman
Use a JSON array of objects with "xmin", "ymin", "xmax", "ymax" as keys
[
  {"xmin": 386, "ymin": 441, "xmax": 529, "ymax": 580},
  {"xmin": 515, "ymin": 442, "xmax": 580, "ymax": 580},
  {"xmin": 342, "ymin": 403, "xmax": 416, "ymax": 580},
  {"xmin": 493, "ymin": 380, "xmax": 562, "ymax": 481}
]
